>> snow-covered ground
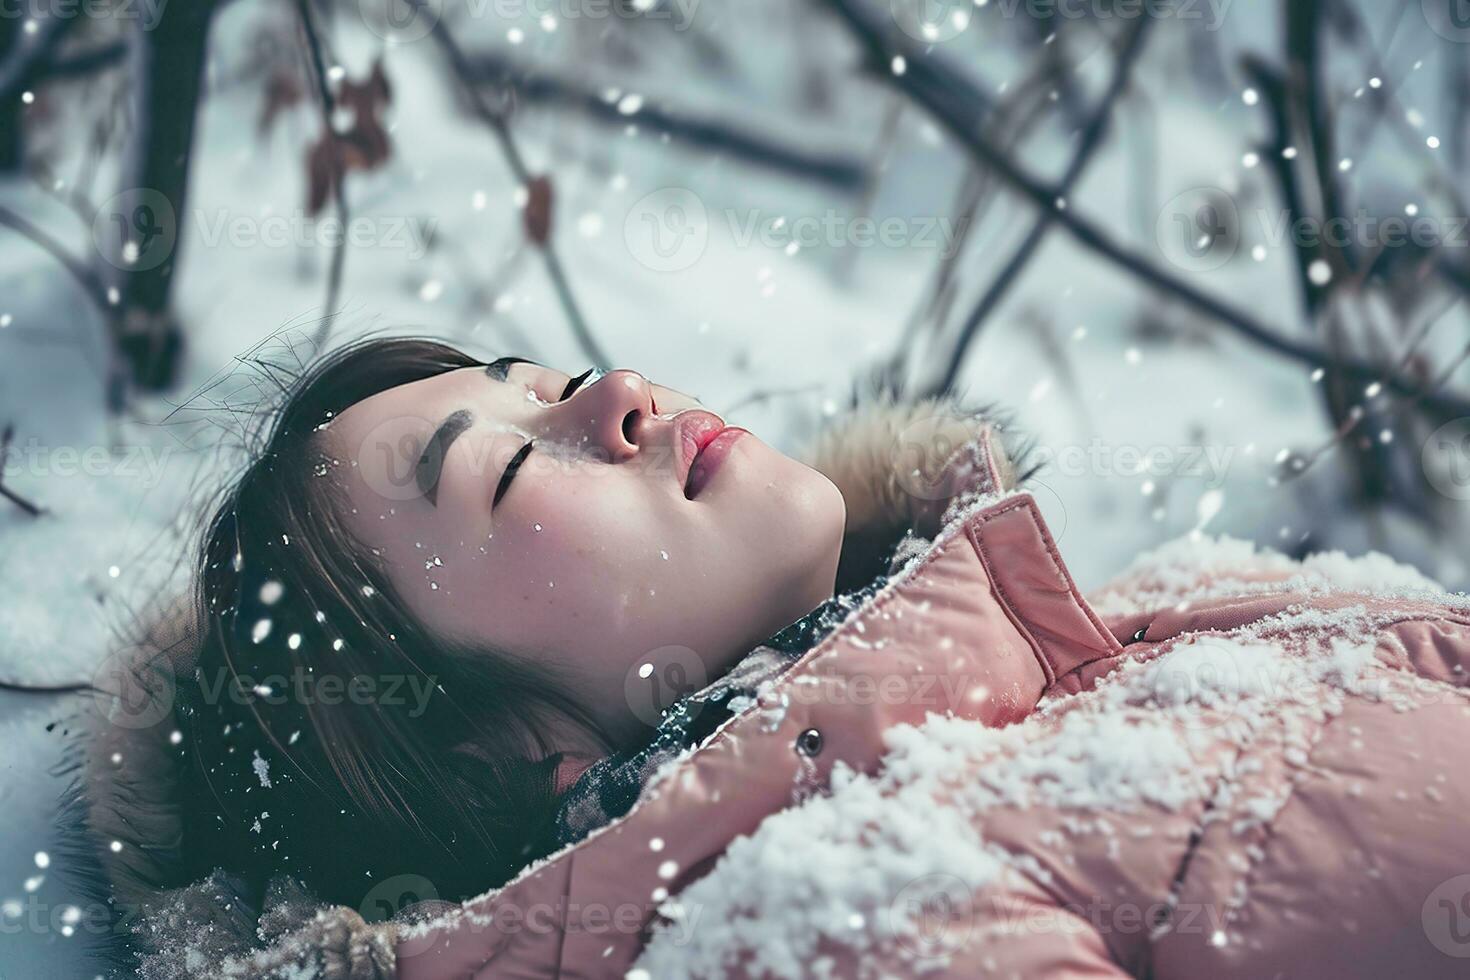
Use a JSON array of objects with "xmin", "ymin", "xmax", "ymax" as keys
[{"xmin": 3, "ymin": 0, "xmax": 1467, "ymax": 974}]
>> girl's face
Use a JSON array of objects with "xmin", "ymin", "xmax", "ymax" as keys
[{"xmin": 326, "ymin": 360, "xmax": 845, "ymax": 746}]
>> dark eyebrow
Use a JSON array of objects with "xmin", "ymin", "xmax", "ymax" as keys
[
  {"xmin": 485, "ymin": 356, "xmax": 542, "ymax": 382},
  {"xmin": 415, "ymin": 409, "xmax": 473, "ymax": 507}
]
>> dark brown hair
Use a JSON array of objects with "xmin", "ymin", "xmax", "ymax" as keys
[{"xmin": 176, "ymin": 337, "xmax": 606, "ymax": 911}]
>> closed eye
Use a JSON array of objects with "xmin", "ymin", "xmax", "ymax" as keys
[{"xmin": 493, "ymin": 440, "xmax": 534, "ymax": 508}]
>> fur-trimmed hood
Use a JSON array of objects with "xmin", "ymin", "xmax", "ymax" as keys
[{"xmin": 58, "ymin": 392, "xmax": 1019, "ymax": 977}]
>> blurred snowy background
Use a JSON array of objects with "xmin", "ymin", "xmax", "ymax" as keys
[{"xmin": 3, "ymin": 0, "xmax": 1470, "ymax": 973}]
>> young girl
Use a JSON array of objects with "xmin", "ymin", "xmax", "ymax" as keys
[{"xmin": 71, "ymin": 338, "xmax": 1470, "ymax": 979}]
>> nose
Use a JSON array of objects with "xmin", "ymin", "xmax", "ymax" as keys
[{"xmin": 546, "ymin": 368, "xmax": 654, "ymax": 463}]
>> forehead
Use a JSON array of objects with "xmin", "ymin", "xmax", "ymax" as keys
[
  {"xmin": 320, "ymin": 364, "xmax": 550, "ymax": 472},
  {"xmin": 330, "ymin": 364, "xmax": 547, "ymax": 436}
]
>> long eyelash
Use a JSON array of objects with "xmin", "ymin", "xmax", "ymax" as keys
[
  {"xmin": 559, "ymin": 368, "xmax": 594, "ymax": 401},
  {"xmin": 493, "ymin": 440, "xmax": 534, "ymax": 506}
]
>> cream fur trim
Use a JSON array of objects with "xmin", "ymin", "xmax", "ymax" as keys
[{"xmin": 799, "ymin": 394, "xmax": 1017, "ymax": 538}]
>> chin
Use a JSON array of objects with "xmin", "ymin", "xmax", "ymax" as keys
[{"xmin": 770, "ymin": 464, "xmax": 846, "ymax": 605}]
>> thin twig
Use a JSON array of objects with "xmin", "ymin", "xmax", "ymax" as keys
[
  {"xmin": 295, "ymin": 0, "xmax": 349, "ymax": 349},
  {"xmin": 33, "ymin": 37, "xmax": 127, "ymax": 82},
  {"xmin": 461, "ymin": 48, "xmax": 867, "ymax": 190},
  {"xmin": 819, "ymin": 0, "xmax": 1470, "ymax": 418},
  {"xmin": 0, "ymin": 425, "xmax": 45, "ymax": 517},
  {"xmin": 0, "ymin": 11, "xmax": 72, "ymax": 103},
  {"xmin": 1335, "ymin": 1, "xmax": 1470, "ymax": 220},
  {"xmin": 924, "ymin": 14, "xmax": 1153, "ymax": 398},
  {"xmin": 0, "ymin": 204, "xmax": 112, "ymax": 312},
  {"xmin": 401, "ymin": 0, "xmax": 610, "ymax": 368},
  {"xmin": 0, "ymin": 678, "xmax": 90, "ymax": 694},
  {"xmin": 889, "ymin": 41, "xmax": 1079, "ymax": 389},
  {"xmin": 1242, "ymin": 58, "xmax": 1320, "ymax": 316},
  {"xmin": 0, "ymin": 484, "xmax": 44, "ymax": 518}
]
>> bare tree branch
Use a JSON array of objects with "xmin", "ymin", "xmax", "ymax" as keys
[
  {"xmin": 401, "ymin": 0, "xmax": 610, "ymax": 368},
  {"xmin": 0, "ymin": 424, "xmax": 46, "ymax": 517},
  {"xmin": 109, "ymin": 0, "xmax": 221, "ymax": 400},
  {"xmin": 922, "ymin": 14, "xmax": 1153, "ymax": 398},
  {"xmin": 462, "ymin": 48, "xmax": 868, "ymax": 191},
  {"xmin": 819, "ymin": 0, "xmax": 1470, "ymax": 418},
  {"xmin": 1241, "ymin": 57, "xmax": 1320, "ymax": 315},
  {"xmin": 33, "ymin": 36, "xmax": 127, "ymax": 81},
  {"xmin": 0, "ymin": 203, "xmax": 112, "ymax": 311},
  {"xmin": 295, "ymin": 0, "xmax": 350, "ymax": 349},
  {"xmin": 0, "ymin": 11, "xmax": 72, "ymax": 103},
  {"xmin": 886, "ymin": 39, "xmax": 1085, "ymax": 392}
]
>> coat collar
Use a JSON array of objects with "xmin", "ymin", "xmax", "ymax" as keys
[
  {"xmin": 893, "ymin": 421, "xmax": 1121, "ymax": 687},
  {"xmin": 959, "ymin": 493, "xmax": 1123, "ymax": 685}
]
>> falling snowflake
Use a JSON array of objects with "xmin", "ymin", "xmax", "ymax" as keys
[{"xmin": 252, "ymin": 751, "xmax": 273, "ymax": 788}]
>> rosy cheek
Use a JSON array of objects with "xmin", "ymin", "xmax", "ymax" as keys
[{"xmin": 487, "ymin": 490, "xmax": 584, "ymax": 571}]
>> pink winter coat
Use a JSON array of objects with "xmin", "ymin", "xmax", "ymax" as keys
[{"xmin": 393, "ymin": 434, "xmax": 1470, "ymax": 979}]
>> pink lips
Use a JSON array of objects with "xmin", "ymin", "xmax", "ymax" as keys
[
  {"xmin": 685, "ymin": 426, "xmax": 748, "ymax": 499},
  {"xmin": 672, "ymin": 410, "xmax": 747, "ymax": 499}
]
